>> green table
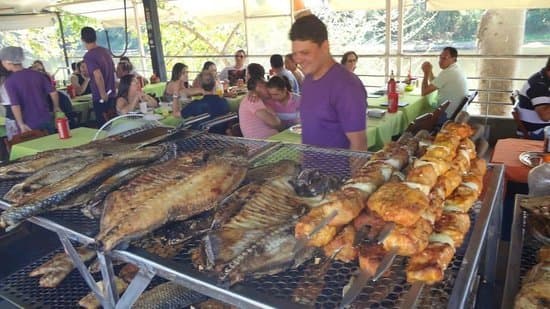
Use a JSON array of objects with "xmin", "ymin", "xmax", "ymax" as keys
[
  {"xmin": 227, "ymin": 95, "xmax": 245, "ymax": 112},
  {"xmin": 0, "ymin": 116, "xmax": 5, "ymax": 137},
  {"xmin": 9, "ymin": 127, "xmax": 98, "ymax": 161},
  {"xmin": 268, "ymin": 110, "xmax": 404, "ymax": 150},
  {"xmin": 368, "ymin": 91, "xmax": 436, "ymax": 126},
  {"xmin": 72, "ymin": 94, "xmax": 94, "ymax": 123},
  {"xmin": 143, "ymin": 82, "xmax": 166, "ymax": 98}
]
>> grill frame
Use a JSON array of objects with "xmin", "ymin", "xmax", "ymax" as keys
[{"xmin": 0, "ymin": 134, "xmax": 505, "ymax": 309}]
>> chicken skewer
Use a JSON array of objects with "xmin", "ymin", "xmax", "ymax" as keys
[{"xmin": 340, "ymin": 120, "xmax": 482, "ymax": 307}]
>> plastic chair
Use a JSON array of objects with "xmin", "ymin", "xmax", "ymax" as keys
[
  {"xmin": 4, "ymin": 129, "xmax": 48, "ymax": 152},
  {"xmin": 405, "ymin": 112, "xmax": 434, "ymax": 135},
  {"xmin": 449, "ymin": 91, "xmax": 478, "ymax": 121}
]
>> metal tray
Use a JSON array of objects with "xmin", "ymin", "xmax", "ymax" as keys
[
  {"xmin": 0, "ymin": 135, "xmax": 505, "ymax": 309},
  {"xmin": 501, "ymin": 194, "xmax": 546, "ymax": 309}
]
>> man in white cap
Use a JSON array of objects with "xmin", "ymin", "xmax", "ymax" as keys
[{"xmin": 0, "ymin": 46, "xmax": 61, "ymax": 139}]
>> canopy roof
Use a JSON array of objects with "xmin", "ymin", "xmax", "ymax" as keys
[{"xmin": 0, "ymin": 0, "xmax": 549, "ymax": 31}]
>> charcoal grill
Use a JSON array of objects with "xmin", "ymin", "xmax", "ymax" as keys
[{"xmin": 0, "ymin": 133, "xmax": 506, "ymax": 309}]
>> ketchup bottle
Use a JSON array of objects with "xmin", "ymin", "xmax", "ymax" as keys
[
  {"xmin": 387, "ymin": 70, "xmax": 398, "ymax": 113},
  {"xmin": 55, "ymin": 112, "xmax": 71, "ymax": 139}
]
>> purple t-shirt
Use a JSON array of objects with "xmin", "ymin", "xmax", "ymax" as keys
[
  {"xmin": 83, "ymin": 46, "xmax": 116, "ymax": 101},
  {"xmin": 4, "ymin": 69, "xmax": 53, "ymax": 129},
  {"xmin": 301, "ymin": 63, "xmax": 367, "ymax": 149}
]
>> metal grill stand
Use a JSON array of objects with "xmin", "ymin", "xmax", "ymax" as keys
[{"xmin": 0, "ymin": 134, "xmax": 506, "ymax": 309}]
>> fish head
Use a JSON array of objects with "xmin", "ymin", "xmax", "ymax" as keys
[{"xmin": 289, "ymin": 168, "xmax": 343, "ymax": 198}]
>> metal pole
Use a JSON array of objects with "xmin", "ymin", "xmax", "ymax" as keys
[
  {"xmin": 142, "ymin": 0, "xmax": 167, "ymax": 81},
  {"xmin": 132, "ymin": 0, "xmax": 147, "ymax": 77},
  {"xmin": 55, "ymin": 11, "xmax": 71, "ymax": 84},
  {"xmin": 385, "ymin": 0, "xmax": 391, "ymax": 80},
  {"xmin": 396, "ymin": 0, "xmax": 404, "ymax": 79}
]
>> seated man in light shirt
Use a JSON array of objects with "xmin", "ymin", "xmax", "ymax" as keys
[
  {"xmin": 516, "ymin": 56, "xmax": 550, "ymax": 139},
  {"xmin": 421, "ymin": 46, "xmax": 468, "ymax": 120}
]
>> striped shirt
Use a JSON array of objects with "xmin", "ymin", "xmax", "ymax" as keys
[{"xmin": 517, "ymin": 68, "xmax": 550, "ymax": 135}]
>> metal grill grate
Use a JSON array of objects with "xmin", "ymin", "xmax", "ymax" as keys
[
  {"xmin": 519, "ymin": 211, "xmax": 544, "ymax": 280},
  {"xmin": 173, "ymin": 134, "xmax": 276, "ymax": 159},
  {"xmin": 0, "ymin": 247, "xmax": 100, "ymax": 308}
]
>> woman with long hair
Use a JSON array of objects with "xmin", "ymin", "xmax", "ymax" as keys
[
  {"xmin": 163, "ymin": 62, "xmax": 202, "ymax": 102},
  {"xmin": 116, "ymin": 74, "xmax": 157, "ymax": 115}
]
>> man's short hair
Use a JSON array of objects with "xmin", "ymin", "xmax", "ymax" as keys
[
  {"xmin": 81, "ymin": 27, "xmax": 97, "ymax": 44},
  {"xmin": 443, "ymin": 46, "xmax": 458, "ymax": 59},
  {"xmin": 198, "ymin": 71, "xmax": 216, "ymax": 92},
  {"xmin": 247, "ymin": 63, "xmax": 265, "ymax": 80},
  {"xmin": 270, "ymin": 54, "xmax": 284, "ymax": 69},
  {"xmin": 289, "ymin": 14, "xmax": 327, "ymax": 45}
]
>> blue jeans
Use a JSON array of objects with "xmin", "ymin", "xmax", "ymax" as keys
[{"xmin": 92, "ymin": 97, "xmax": 116, "ymax": 127}]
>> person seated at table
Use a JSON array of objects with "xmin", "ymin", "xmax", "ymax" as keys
[
  {"xmin": 239, "ymin": 65, "xmax": 282, "ymax": 139},
  {"xmin": 173, "ymin": 71, "xmax": 230, "ymax": 135},
  {"xmin": 421, "ymin": 46, "xmax": 468, "ymax": 120},
  {"xmin": 285, "ymin": 53, "xmax": 304, "ymax": 86},
  {"xmin": 516, "ymin": 56, "xmax": 550, "ymax": 139},
  {"xmin": 115, "ymin": 74, "xmax": 157, "ymax": 115},
  {"xmin": 163, "ymin": 63, "xmax": 203, "ymax": 102},
  {"xmin": 119, "ymin": 56, "xmax": 148, "ymax": 86},
  {"xmin": 1, "ymin": 46, "xmax": 61, "ymax": 138},
  {"xmin": 70, "ymin": 61, "xmax": 91, "ymax": 96},
  {"xmin": 266, "ymin": 76, "xmax": 301, "ymax": 129},
  {"xmin": 341, "ymin": 51, "xmax": 358, "ymax": 73},
  {"xmin": 192, "ymin": 61, "xmax": 217, "ymax": 88},
  {"xmin": 270, "ymin": 54, "xmax": 300, "ymax": 94},
  {"xmin": 220, "ymin": 49, "xmax": 247, "ymax": 87}
]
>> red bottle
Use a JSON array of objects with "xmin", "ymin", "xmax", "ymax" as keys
[
  {"xmin": 387, "ymin": 71, "xmax": 398, "ymax": 113},
  {"xmin": 56, "ymin": 116, "xmax": 71, "ymax": 139},
  {"xmin": 67, "ymin": 84, "xmax": 76, "ymax": 98}
]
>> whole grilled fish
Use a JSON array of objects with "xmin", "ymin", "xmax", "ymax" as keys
[
  {"xmin": 132, "ymin": 282, "xmax": 207, "ymax": 309},
  {"xmin": 0, "ymin": 146, "xmax": 167, "ymax": 229},
  {"xmin": 80, "ymin": 166, "xmax": 148, "ymax": 219},
  {"xmin": 220, "ymin": 219, "xmax": 316, "ymax": 285},
  {"xmin": 204, "ymin": 177, "xmax": 312, "ymax": 267},
  {"xmin": 78, "ymin": 276, "xmax": 128, "ymax": 309},
  {"xmin": 96, "ymin": 146, "xmax": 248, "ymax": 251},
  {"xmin": 29, "ymin": 246, "xmax": 96, "ymax": 288},
  {"xmin": 0, "ymin": 148, "xmax": 101, "ymax": 180},
  {"xmin": 246, "ymin": 159, "xmax": 301, "ymax": 183},
  {"xmin": 4, "ymin": 153, "xmax": 104, "ymax": 203}
]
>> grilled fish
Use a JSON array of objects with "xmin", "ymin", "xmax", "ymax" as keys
[
  {"xmin": 0, "ymin": 148, "xmax": 101, "ymax": 180},
  {"xmin": 96, "ymin": 146, "xmax": 248, "ymax": 251},
  {"xmin": 204, "ymin": 177, "xmax": 311, "ymax": 266},
  {"xmin": 4, "ymin": 153, "xmax": 104, "ymax": 204},
  {"xmin": 132, "ymin": 282, "xmax": 207, "ymax": 309},
  {"xmin": 81, "ymin": 166, "xmax": 148, "ymax": 219},
  {"xmin": 246, "ymin": 159, "xmax": 301, "ymax": 183},
  {"xmin": 29, "ymin": 246, "xmax": 96, "ymax": 288},
  {"xmin": 0, "ymin": 146, "xmax": 167, "ymax": 229},
  {"xmin": 78, "ymin": 276, "xmax": 128, "ymax": 309},
  {"xmin": 220, "ymin": 219, "xmax": 316, "ymax": 285}
]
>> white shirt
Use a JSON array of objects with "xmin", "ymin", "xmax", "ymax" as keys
[{"xmin": 432, "ymin": 63, "xmax": 468, "ymax": 117}]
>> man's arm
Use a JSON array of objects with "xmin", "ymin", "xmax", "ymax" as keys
[
  {"xmin": 421, "ymin": 61, "xmax": 437, "ymax": 96},
  {"xmin": 534, "ymin": 104, "xmax": 550, "ymax": 121},
  {"xmin": 49, "ymin": 91, "xmax": 61, "ymax": 113},
  {"xmin": 93, "ymin": 69, "xmax": 107, "ymax": 101},
  {"xmin": 11, "ymin": 105, "xmax": 31, "ymax": 133},
  {"xmin": 346, "ymin": 130, "xmax": 368, "ymax": 151}
]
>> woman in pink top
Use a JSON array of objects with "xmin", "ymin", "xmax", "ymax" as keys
[
  {"xmin": 239, "ymin": 64, "xmax": 282, "ymax": 139},
  {"xmin": 266, "ymin": 76, "xmax": 301, "ymax": 129}
]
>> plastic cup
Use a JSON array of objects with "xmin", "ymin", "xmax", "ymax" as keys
[{"xmin": 139, "ymin": 102, "xmax": 148, "ymax": 114}]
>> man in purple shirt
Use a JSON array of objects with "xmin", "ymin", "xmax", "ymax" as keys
[
  {"xmin": 81, "ymin": 27, "xmax": 116, "ymax": 126},
  {"xmin": 289, "ymin": 14, "xmax": 367, "ymax": 150},
  {"xmin": 0, "ymin": 46, "xmax": 60, "ymax": 136}
]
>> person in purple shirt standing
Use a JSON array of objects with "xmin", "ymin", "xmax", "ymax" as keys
[
  {"xmin": 81, "ymin": 26, "xmax": 116, "ymax": 126},
  {"xmin": 0, "ymin": 46, "xmax": 61, "ymax": 139},
  {"xmin": 289, "ymin": 14, "xmax": 367, "ymax": 151}
]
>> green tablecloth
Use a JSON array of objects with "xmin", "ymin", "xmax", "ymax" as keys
[
  {"xmin": 268, "ymin": 110, "xmax": 403, "ymax": 150},
  {"xmin": 72, "ymin": 94, "xmax": 94, "ymax": 122},
  {"xmin": 368, "ymin": 91, "xmax": 436, "ymax": 126},
  {"xmin": 0, "ymin": 116, "xmax": 5, "ymax": 137},
  {"xmin": 143, "ymin": 82, "xmax": 166, "ymax": 98},
  {"xmin": 9, "ymin": 127, "xmax": 98, "ymax": 161},
  {"xmin": 227, "ymin": 95, "xmax": 245, "ymax": 112}
]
